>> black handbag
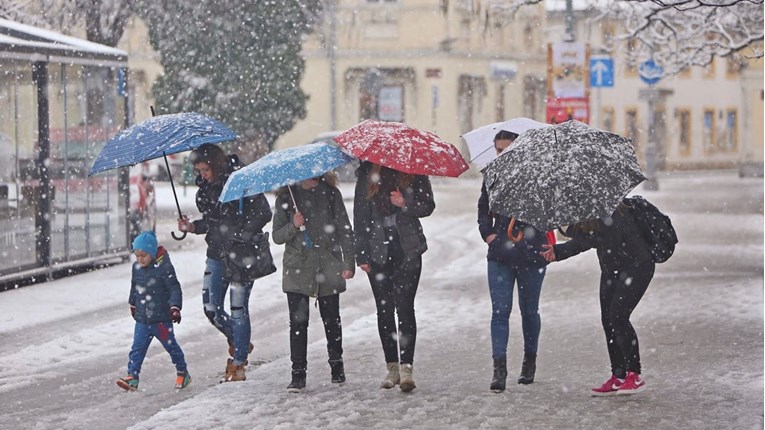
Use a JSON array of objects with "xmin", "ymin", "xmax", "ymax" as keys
[{"xmin": 224, "ymin": 232, "xmax": 277, "ymax": 282}]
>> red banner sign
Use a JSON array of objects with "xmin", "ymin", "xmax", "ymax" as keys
[{"xmin": 546, "ymin": 97, "xmax": 590, "ymax": 124}]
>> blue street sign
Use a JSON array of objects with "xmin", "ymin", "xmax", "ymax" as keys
[
  {"xmin": 639, "ymin": 59, "xmax": 664, "ymax": 85},
  {"xmin": 590, "ymin": 56, "xmax": 614, "ymax": 88}
]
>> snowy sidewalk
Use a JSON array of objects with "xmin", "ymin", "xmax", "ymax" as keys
[{"xmin": 0, "ymin": 171, "xmax": 761, "ymax": 430}]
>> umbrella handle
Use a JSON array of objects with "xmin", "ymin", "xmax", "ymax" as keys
[
  {"xmin": 171, "ymin": 231, "xmax": 187, "ymax": 241},
  {"xmin": 507, "ymin": 217, "xmax": 524, "ymax": 243}
]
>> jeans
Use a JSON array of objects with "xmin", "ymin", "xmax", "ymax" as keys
[
  {"xmin": 287, "ymin": 292, "xmax": 343, "ymax": 371},
  {"xmin": 127, "ymin": 321, "xmax": 186, "ymax": 377},
  {"xmin": 600, "ymin": 262, "xmax": 654, "ymax": 378},
  {"xmin": 202, "ymin": 257, "xmax": 254, "ymax": 364},
  {"xmin": 487, "ymin": 260, "xmax": 546, "ymax": 359},
  {"xmin": 367, "ymin": 245, "xmax": 422, "ymax": 365}
]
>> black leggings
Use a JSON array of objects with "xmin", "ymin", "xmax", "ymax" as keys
[
  {"xmin": 599, "ymin": 262, "xmax": 655, "ymax": 378},
  {"xmin": 367, "ymin": 251, "xmax": 422, "ymax": 365},
  {"xmin": 287, "ymin": 292, "xmax": 343, "ymax": 371}
]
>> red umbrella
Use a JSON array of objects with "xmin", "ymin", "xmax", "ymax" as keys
[{"xmin": 333, "ymin": 120, "xmax": 469, "ymax": 177}]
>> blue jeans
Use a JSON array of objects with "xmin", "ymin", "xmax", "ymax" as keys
[
  {"xmin": 202, "ymin": 258, "xmax": 254, "ymax": 364},
  {"xmin": 487, "ymin": 260, "xmax": 546, "ymax": 359},
  {"xmin": 127, "ymin": 321, "xmax": 186, "ymax": 377}
]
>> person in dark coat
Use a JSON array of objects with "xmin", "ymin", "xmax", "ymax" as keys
[
  {"xmin": 116, "ymin": 231, "xmax": 190, "ymax": 391},
  {"xmin": 177, "ymin": 144, "xmax": 272, "ymax": 382},
  {"xmin": 353, "ymin": 161, "xmax": 435, "ymax": 392},
  {"xmin": 478, "ymin": 130, "xmax": 549, "ymax": 393},
  {"xmin": 540, "ymin": 201, "xmax": 654, "ymax": 396},
  {"xmin": 272, "ymin": 173, "xmax": 355, "ymax": 392}
]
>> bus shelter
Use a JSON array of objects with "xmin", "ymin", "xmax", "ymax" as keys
[{"xmin": 0, "ymin": 18, "xmax": 130, "ymax": 284}]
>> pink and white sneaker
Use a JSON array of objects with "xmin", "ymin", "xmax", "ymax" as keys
[
  {"xmin": 591, "ymin": 374, "xmax": 624, "ymax": 397},
  {"xmin": 616, "ymin": 371, "xmax": 646, "ymax": 395}
]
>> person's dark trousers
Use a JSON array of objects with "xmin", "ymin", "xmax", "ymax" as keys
[
  {"xmin": 599, "ymin": 262, "xmax": 655, "ymax": 378},
  {"xmin": 287, "ymin": 292, "xmax": 343, "ymax": 370},
  {"xmin": 367, "ymin": 241, "xmax": 422, "ymax": 365}
]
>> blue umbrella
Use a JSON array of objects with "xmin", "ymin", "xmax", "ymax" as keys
[
  {"xmin": 219, "ymin": 142, "xmax": 355, "ymax": 204},
  {"xmin": 88, "ymin": 110, "xmax": 237, "ymax": 240}
]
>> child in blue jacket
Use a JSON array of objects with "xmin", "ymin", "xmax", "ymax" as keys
[{"xmin": 116, "ymin": 231, "xmax": 191, "ymax": 391}]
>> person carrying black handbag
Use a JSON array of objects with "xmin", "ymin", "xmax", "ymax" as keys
[{"xmin": 177, "ymin": 144, "xmax": 272, "ymax": 383}]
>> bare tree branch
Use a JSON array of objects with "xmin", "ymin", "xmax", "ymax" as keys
[{"xmin": 459, "ymin": 0, "xmax": 763, "ymax": 75}]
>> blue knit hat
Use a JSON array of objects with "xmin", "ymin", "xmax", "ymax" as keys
[{"xmin": 132, "ymin": 231, "xmax": 158, "ymax": 259}]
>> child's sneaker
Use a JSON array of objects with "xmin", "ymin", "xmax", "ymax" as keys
[
  {"xmin": 591, "ymin": 374, "xmax": 623, "ymax": 397},
  {"xmin": 116, "ymin": 375, "xmax": 139, "ymax": 392},
  {"xmin": 175, "ymin": 370, "xmax": 191, "ymax": 389},
  {"xmin": 616, "ymin": 371, "xmax": 646, "ymax": 395}
]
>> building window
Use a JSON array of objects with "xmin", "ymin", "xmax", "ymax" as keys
[
  {"xmin": 602, "ymin": 107, "xmax": 615, "ymax": 132},
  {"xmin": 677, "ymin": 108, "xmax": 691, "ymax": 155},
  {"xmin": 726, "ymin": 55, "xmax": 742, "ymax": 79},
  {"xmin": 601, "ymin": 22, "xmax": 615, "ymax": 49},
  {"xmin": 496, "ymin": 83, "xmax": 505, "ymax": 122},
  {"xmin": 625, "ymin": 108, "xmax": 639, "ymax": 151},
  {"xmin": 624, "ymin": 38, "xmax": 638, "ymax": 77},
  {"xmin": 703, "ymin": 58, "xmax": 716, "ymax": 79},
  {"xmin": 703, "ymin": 109, "xmax": 715, "ymax": 153},
  {"xmin": 724, "ymin": 109, "xmax": 738, "ymax": 151}
]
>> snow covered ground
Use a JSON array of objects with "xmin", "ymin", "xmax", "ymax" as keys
[{"xmin": 0, "ymin": 171, "xmax": 761, "ymax": 430}]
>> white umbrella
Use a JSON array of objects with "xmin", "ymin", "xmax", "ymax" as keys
[{"xmin": 462, "ymin": 117, "xmax": 550, "ymax": 167}]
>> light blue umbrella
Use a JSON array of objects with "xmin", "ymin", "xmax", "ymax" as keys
[{"xmin": 219, "ymin": 142, "xmax": 356, "ymax": 204}]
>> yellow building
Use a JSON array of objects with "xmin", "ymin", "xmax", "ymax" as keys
[
  {"xmin": 547, "ymin": 8, "xmax": 764, "ymax": 174},
  {"xmin": 275, "ymin": 0, "xmax": 549, "ymax": 170}
]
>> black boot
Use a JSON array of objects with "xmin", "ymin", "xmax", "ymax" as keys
[
  {"xmin": 287, "ymin": 369, "xmax": 306, "ymax": 393},
  {"xmin": 490, "ymin": 358, "xmax": 507, "ymax": 393},
  {"xmin": 518, "ymin": 353, "xmax": 536, "ymax": 385},
  {"xmin": 329, "ymin": 359, "xmax": 345, "ymax": 384}
]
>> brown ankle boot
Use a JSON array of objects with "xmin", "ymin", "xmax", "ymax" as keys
[{"xmin": 220, "ymin": 358, "xmax": 246, "ymax": 383}]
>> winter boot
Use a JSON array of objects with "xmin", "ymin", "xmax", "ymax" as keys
[
  {"xmin": 228, "ymin": 341, "xmax": 254, "ymax": 358},
  {"xmin": 490, "ymin": 358, "xmax": 508, "ymax": 393},
  {"xmin": 116, "ymin": 375, "xmax": 139, "ymax": 392},
  {"xmin": 380, "ymin": 362, "xmax": 400, "ymax": 389},
  {"xmin": 399, "ymin": 363, "xmax": 416, "ymax": 393},
  {"xmin": 175, "ymin": 370, "xmax": 192, "ymax": 389},
  {"xmin": 287, "ymin": 369, "xmax": 307, "ymax": 393},
  {"xmin": 518, "ymin": 352, "xmax": 536, "ymax": 385},
  {"xmin": 329, "ymin": 359, "xmax": 346, "ymax": 384},
  {"xmin": 220, "ymin": 358, "xmax": 246, "ymax": 383}
]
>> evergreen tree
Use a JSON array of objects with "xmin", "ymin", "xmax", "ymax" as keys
[{"xmin": 139, "ymin": 0, "xmax": 321, "ymax": 158}]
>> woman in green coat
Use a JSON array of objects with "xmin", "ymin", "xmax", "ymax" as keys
[{"xmin": 272, "ymin": 173, "xmax": 355, "ymax": 393}]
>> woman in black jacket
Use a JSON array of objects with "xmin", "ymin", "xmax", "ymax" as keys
[
  {"xmin": 177, "ymin": 144, "xmax": 272, "ymax": 383},
  {"xmin": 353, "ymin": 161, "xmax": 435, "ymax": 392},
  {"xmin": 478, "ymin": 131, "xmax": 549, "ymax": 393},
  {"xmin": 540, "ymin": 201, "xmax": 654, "ymax": 396}
]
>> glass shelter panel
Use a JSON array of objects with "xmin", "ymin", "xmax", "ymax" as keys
[
  {"xmin": 0, "ymin": 60, "xmax": 38, "ymax": 272},
  {"xmin": 49, "ymin": 64, "xmax": 127, "ymax": 263}
]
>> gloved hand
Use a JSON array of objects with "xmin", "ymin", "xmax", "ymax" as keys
[
  {"xmin": 130, "ymin": 305, "xmax": 136, "ymax": 318},
  {"xmin": 170, "ymin": 306, "xmax": 182, "ymax": 324}
]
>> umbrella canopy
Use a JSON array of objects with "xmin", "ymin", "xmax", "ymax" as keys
[
  {"xmin": 482, "ymin": 120, "xmax": 645, "ymax": 232},
  {"xmin": 463, "ymin": 117, "xmax": 550, "ymax": 167},
  {"xmin": 332, "ymin": 119, "xmax": 468, "ymax": 177},
  {"xmin": 219, "ymin": 142, "xmax": 355, "ymax": 203},
  {"xmin": 88, "ymin": 112, "xmax": 236, "ymax": 176}
]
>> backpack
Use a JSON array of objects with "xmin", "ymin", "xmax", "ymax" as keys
[{"xmin": 624, "ymin": 195, "xmax": 678, "ymax": 263}]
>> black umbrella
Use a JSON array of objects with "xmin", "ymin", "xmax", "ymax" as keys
[{"xmin": 482, "ymin": 120, "xmax": 645, "ymax": 232}]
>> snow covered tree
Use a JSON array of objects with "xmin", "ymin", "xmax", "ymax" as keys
[
  {"xmin": 601, "ymin": 0, "xmax": 764, "ymax": 74},
  {"xmin": 459, "ymin": 0, "xmax": 764, "ymax": 75},
  {"xmin": 0, "ymin": 0, "xmax": 133, "ymax": 47},
  {"xmin": 136, "ymin": 0, "xmax": 321, "ymax": 158}
]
